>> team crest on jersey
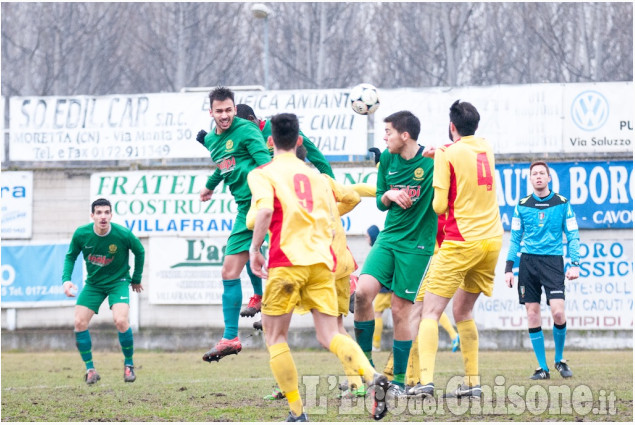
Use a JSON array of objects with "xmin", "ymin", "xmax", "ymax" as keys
[
  {"xmin": 413, "ymin": 167, "xmax": 424, "ymax": 181},
  {"xmin": 109, "ymin": 244, "xmax": 118, "ymax": 254},
  {"xmin": 226, "ymin": 140, "xmax": 234, "ymax": 151}
]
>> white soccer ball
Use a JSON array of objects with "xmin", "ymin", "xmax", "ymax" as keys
[{"xmin": 349, "ymin": 83, "xmax": 380, "ymax": 115}]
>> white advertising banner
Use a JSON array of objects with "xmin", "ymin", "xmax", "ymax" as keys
[
  {"xmin": 9, "ymin": 93, "xmax": 211, "ymax": 161},
  {"xmin": 90, "ymin": 168, "xmax": 385, "ymax": 237},
  {"xmin": 563, "ymin": 83, "xmax": 634, "ymax": 152},
  {"xmin": 1, "ymin": 171, "xmax": 33, "ymax": 239},
  {"xmin": 9, "ymin": 88, "xmax": 367, "ymax": 161},
  {"xmin": 90, "ymin": 170, "xmax": 236, "ymax": 237},
  {"xmin": 233, "ymin": 89, "xmax": 368, "ymax": 155},
  {"xmin": 475, "ymin": 235, "xmax": 633, "ymax": 330},
  {"xmin": 373, "ymin": 82, "xmax": 633, "ymax": 154},
  {"xmin": 148, "ymin": 236, "xmax": 250, "ymax": 304}
]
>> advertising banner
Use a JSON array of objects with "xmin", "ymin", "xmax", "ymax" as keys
[
  {"xmin": 475, "ymin": 236, "xmax": 633, "ymax": 330},
  {"xmin": 9, "ymin": 88, "xmax": 367, "ymax": 161},
  {"xmin": 148, "ymin": 236, "xmax": 251, "ymax": 304},
  {"xmin": 1, "ymin": 171, "xmax": 33, "ymax": 239},
  {"xmin": 233, "ymin": 89, "xmax": 368, "ymax": 155},
  {"xmin": 90, "ymin": 167, "xmax": 386, "ymax": 237},
  {"xmin": 373, "ymin": 82, "xmax": 633, "ymax": 154},
  {"xmin": 1, "ymin": 242, "xmax": 83, "ymax": 307},
  {"xmin": 497, "ymin": 161, "xmax": 633, "ymax": 230}
]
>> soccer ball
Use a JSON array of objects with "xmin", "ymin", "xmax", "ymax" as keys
[{"xmin": 349, "ymin": 83, "xmax": 380, "ymax": 115}]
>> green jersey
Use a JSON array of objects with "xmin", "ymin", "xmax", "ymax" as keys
[
  {"xmin": 375, "ymin": 146, "xmax": 437, "ymax": 254},
  {"xmin": 204, "ymin": 117, "xmax": 271, "ymax": 203},
  {"xmin": 63, "ymin": 223, "xmax": 145, "ymax": 286},
  {"xmin": 260, "ymin": 120, "xmax": 334, "ymax": 178}
]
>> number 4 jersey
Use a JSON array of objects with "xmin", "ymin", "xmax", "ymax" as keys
[{"xmin": 434, "ymin": 136, "xmax": 503, "ymax": 241}]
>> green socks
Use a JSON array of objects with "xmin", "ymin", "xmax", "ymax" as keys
[
  {"xmin": 354, "ymin": 320, "xmax": 376, "ymax": 367},
  {"xmin": 392, "ymin": 339, "xmax": 412, "ymax": 387},
  {"xmin": 75, "ymin": 329, "xmax": 94, "ymax": 370},
  {"xmin": 118, "ymin": 327, "xmax": 134, "ymax": 366},
  {"xmin": 222, "ymin": 279, "xmax": 242, "ymax": 339}
]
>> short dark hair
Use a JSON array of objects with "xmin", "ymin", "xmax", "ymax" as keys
[
  {"xmin": 449, "ymin": 100, "xmax": 480, "ymax": 136},
  {"xmin": 236, "ymin": 104, "xmax": 258, "ymax": 124},
  {"xmin": 384, "ymin": 111, "xmax": 420, "ymax": 141},
  {"xmin": 209, "ymin": 86, "xmax": 235, "ymax": 106},
  {"xmin": 270, "ymin": 113, "xmax": 300, "ymax": 150},
  {"xmin": 296, "ymin": 144, "xmax": 307, "ymax": 161},
  {"xmin": 236, "ymin": 103, "xmax": 256, "ymax": 121},
  {"xmin": 530, "ymin": 161, "xmax": 550, "ymax": 176},
  {"xmin": 91, "ymin": 198, "xmax": 111, "ymax": 213}
]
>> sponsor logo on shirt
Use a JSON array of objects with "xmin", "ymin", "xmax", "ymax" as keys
[
  {"xmin": 87, "ymin": 254, "xmax": 114, "ymax": 267},
  {"xmin": 218, "ymin": 156, "xmax": 236, "ymax": 174},
  {"xmin": 390, "ymin": 184, "xmax": 421, "ymax": 202}
]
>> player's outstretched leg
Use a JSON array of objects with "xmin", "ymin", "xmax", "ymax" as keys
[
  {"xmin": 328, "ymin": 333, "xmax": 389, "ymax": 420},
  {"xmin": 203, "ymin": 278, "xmax": 243, "ymax": 362}
]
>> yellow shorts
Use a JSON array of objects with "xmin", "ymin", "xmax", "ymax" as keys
[
  {"xmin": 374, "ymin": 292, "xmax": 392, "ymax": 313},
  {"xmin": 425, "ymin": 237, "xmax": 502, "ymax": 299},
  {"xmin": 335, "ymin": 275, "xmax": 351, "ymax": 316},
  {"xmin": 415, "ymin": 257, "xmax": 435, "ymax": 302},
  {"xmin": 262, "ymin": 264, "xmax": 338, "ymax": 317}
]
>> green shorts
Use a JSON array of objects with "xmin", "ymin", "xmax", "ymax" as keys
[
  {"xmin": 225, "ymin": 202, "xmax": 253, "ymax": 256},
  {"xmin": 77, "ymin": 279, "xmax": 130, "ymax": 314},
  {"xmin": 360, "ymin": 242, "xmax": 431, "ymax": 302}
]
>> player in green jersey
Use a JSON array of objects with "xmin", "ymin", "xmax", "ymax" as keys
[
  {"xmin": 198, "ymin": 87, "xmax": 272, "ymax": 362},
  {"xmin": 196, "ymin": 104, "xmax": 335, "ymax": 328},
  {"xmin": 234, "ymin": 103, "xmax": 334, "ymax": 178},
  {"xmin": 353, "ymin": 110, "xmax": 437, "ymax": 400},
  {"xmin": 62, "ymin": 198, "xmax": 145, "ymax": 385}
]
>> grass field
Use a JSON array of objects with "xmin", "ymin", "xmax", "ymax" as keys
[{"xmin": 1, "ymin": 349, "xmax": 632, "ymax": 422}]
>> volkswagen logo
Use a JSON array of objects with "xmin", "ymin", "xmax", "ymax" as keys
[{"xmin": 571, "ymin": 90, "xmax": 609, "ymax": 131}]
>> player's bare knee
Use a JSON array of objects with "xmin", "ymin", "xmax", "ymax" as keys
[
  {"xmin": 552, "ymin": 310, "xmax": 566, "ymax": 325},
  {"xmin": 74, "ymin": 318, "xmax": 89, "ymax": 332},
  {"xmin": 113, "ymin": 317, "xmax": 129, "ymax": 332}
]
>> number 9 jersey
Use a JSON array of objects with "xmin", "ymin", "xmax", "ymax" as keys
[
  {"xmin": 247, "ymin": 152, "xmax": 337, "ymax": 270},
  {"xmin": 433, "ymin": 135, "xmax": 503, "ymax": 241}
]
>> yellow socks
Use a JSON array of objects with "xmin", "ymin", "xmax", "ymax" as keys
[
  {"xmin": 343, "ymin": 334, "xmax": 364, "ymax": 391},
  {"xmin": 269, "ymin": 342, "xmax": 303, "ymax": 416},
  {"xmin": 439, "ymin": 312, "xmax": 458, "ymax": 340},
  {"xmin": 329, "ymin": 333, "xmax": 376, "ymax": 384},
  {"xmin": 372, "ymin": 317, "xmax": 383, "ymax": 350},
  {"xmin": 417, "ymin": 318, "xmax": 439, "ymax": 385},
  {"xmin": 405, "ymin": 335, "xmax": 420, "ymax": 386},
  {"xmin": 456, "ymin": 319, "xmax": 479, "ymax": 387}
]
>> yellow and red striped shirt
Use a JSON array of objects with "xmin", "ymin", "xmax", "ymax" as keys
[
  {"xmin": 433, "ymin": 136, "xmax": 503, "ymax": 241},
  {"xmin": 247, "ymin": 153, "xmax": 336, "ymax": 269}
]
